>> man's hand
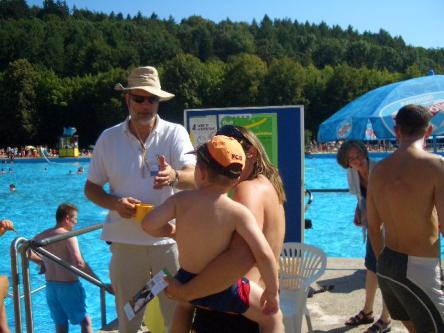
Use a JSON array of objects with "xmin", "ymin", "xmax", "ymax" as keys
[
  {"xmin": 153, "ymin": 155, "xmax": 175, "ymax": 189},
  {"xmin": 104, "ymin": 283, "xmax": 114, "ymax": 295},
  {"xmin": 38, "ymin": 262, "xmax": 46, "ymax": 275},
  {"xmin": 0, "ymin": 219, "xmax": 15, "ymax": 236},
  {"xmin": 115, "ymin": 197, "xmax": 140, "ymax": 219},
  {"xmin": 260, "ymin": 288, "xmax": 279, "ymax": 315},
  {"xmin": 163, "ymin": 276, "xmax": 189, "ymax": 302}
]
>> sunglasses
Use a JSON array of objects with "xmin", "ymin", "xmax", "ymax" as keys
[
  {"xmin": 216, "ymin": 125, "xmax": 251, "ymax": 146},
  {"xmin": 130, "ymin": 94, "xmax": 160, "ymax": 104}
]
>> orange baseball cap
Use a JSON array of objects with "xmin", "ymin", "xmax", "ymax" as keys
[{"xmin": 192, "ymin": 135, "xmax": 245, "ymax": 178}]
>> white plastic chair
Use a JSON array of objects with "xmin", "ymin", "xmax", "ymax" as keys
[{"xmin": 279, "ymin": 242, "xmax": 327, "ymax": 333}]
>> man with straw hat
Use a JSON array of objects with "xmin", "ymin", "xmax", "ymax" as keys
[{"xmin": 85, "ymin": 66, "xmax": 196, "ymax": 333}]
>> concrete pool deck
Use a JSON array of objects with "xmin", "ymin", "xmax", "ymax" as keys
[
  {"xmin": 305, "ymin": 257, "xmax": 407, "ymax": 332},
  {"xmin": 98, "ymin": 257, "xmax": 410, "ymax": 333}
]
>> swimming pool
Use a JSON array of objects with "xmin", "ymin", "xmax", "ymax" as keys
[
  {"xmin": 1, "ymin": 159, "xmax": 113, "ymax": 332},
  {"xmin": 1, "ymin": 155, "xmax": 442, "ymax": 331}
]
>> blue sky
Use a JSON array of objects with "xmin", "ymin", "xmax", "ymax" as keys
[{"xmin": 26, "ymin": 0, "xmax": 443, "ymax": 49}]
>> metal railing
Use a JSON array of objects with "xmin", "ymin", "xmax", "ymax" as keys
[{"xmin": 10, "ymin": 223, "xmax": 112, "ymax": 333}]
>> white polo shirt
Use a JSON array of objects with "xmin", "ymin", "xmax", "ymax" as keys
[{"xmin": 87, "ymin": 116, "xmax": 196, "ymax": 246}]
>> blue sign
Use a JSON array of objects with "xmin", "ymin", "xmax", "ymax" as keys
[{"xmin": 184, "ymin": 106, "xmax": 305, "ymax": 242}]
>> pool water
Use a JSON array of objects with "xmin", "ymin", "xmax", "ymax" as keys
[
  {"xmin": 304, "ymin": 154, "xmax": 444, "ymax": 258},
  {"xmin": 1, "ymin": 155, "xmax": 442, "ymax": 331},
  {"xmin": 304, "ymin": 155, "xmax": 372, "ymax": 257},
  {"xmin": 0, "ymin": 160, "xmax": 113, "ymax": 332}
]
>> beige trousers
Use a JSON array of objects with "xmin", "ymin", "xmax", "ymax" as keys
[{"xmin": 109, "ymin": 242, "xmax": 179, "ymax": 333}]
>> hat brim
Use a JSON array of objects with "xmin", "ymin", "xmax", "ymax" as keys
[{"xmin": 114, "ymin": 83, "xmax": 174, "ymax": 102}]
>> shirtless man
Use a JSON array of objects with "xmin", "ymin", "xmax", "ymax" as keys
[
  {"xmin": 142, "ymin": 135, "xmax": 283, "ymax": 333},
  {"xmin": 367, "ymin": 104, "xmax": 444, "ymax": 332},
  {"xmin": 33, "ymin": 203, "xmax": 99, "ymax": 333}
]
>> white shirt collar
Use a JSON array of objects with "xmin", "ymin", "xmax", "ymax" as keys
[{"xmin": 122, "ymin": 115, "xmax": 165, "ymax": 141}]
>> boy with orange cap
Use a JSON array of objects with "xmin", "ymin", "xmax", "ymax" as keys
[{"xmin": 142, "ymin": 135, "xmax": 283, "ymax": 333}]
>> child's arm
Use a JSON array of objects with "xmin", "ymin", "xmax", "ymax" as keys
[
  {"xmin": 234, "ymin": 207, "xmax": 279, "ymax": 314},
  {"xmin": 141, "ymin": 195, "xmax": 177, "ymax": 238}
]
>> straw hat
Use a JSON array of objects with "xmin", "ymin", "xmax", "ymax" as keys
[{"xmin": 114, "ymin": 66, "xmax": 174, "ymax": 101}]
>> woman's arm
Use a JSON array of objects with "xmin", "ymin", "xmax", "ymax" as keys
[{"xmin": 166, "ymin": 232, "xmax": 255, "ymax": 301}]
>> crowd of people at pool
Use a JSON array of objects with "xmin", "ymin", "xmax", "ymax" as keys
[
  {"xmin": 1, "ymin": 66, "xmax": 443, "ymax": 333},
  {"xmin": 0, "ymin": 146, "xmax": 92, "ymax": 161}
]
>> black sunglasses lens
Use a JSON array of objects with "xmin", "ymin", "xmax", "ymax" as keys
[
  {"xmin": 131, "ymin": 95, "xmax": 159, "ymax": 104},
  {"xmin": 131, "ymin": 95, "xmax": 145, "ymax": 103},
  {"xmin": 148, "ymin": 96, "xmax": 159, "ymax": 104}
]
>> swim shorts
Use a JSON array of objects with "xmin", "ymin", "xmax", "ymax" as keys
[
  {"xmin": 364, "ymin": 234, "xmax": 377, "ymax": 273},
  {"xmin": 377, "ymin": 247, "xmax": 444, "ymax": 332},
  {"xmin": 192, "ymin": 307, "xmax": 259, "ymax": 333},
  {"xmin": 175, "ymin": 268, "xmax": 250, "ymax": 314},
  {"xmin": 46, "ymin": 280, "xmax": 88, "ymax": 325}
]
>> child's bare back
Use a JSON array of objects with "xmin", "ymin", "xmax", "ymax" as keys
[{"xmin": 157, "ymin": 189, "xmax": 259, "ymax": 274}]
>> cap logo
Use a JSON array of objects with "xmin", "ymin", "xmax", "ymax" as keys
[{"xmin": 231, "ymin": 153, "xmax": 243, "ymax": 162}]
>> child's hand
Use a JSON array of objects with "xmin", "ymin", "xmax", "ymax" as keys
[{"xmin": 260, "ymin": 288, "xmax": 279, "ymax": 315}]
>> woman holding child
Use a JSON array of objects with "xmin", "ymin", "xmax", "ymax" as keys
[{"xmin": 162, "ymin": 125, "xmax": 286, "ymax": 333}]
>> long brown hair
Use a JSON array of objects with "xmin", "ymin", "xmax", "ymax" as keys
[{"xmin": 237, "ymin": 127, "xmax": 287, "ymax": 204}]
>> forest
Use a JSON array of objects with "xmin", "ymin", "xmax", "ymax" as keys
[{"xmin": 1, "ymin": 0, "xmax": 443, "ymax": 146}]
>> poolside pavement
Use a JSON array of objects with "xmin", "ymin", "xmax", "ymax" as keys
[{"xmin": 305, "ymin": 257, "xmax": 407, "ymax": 332}]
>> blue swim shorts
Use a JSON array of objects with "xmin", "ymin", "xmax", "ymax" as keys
[
  {"xmin": 46, "ymin": 280, "xmax": 88, "ymax": 326},
  {"xmin": 175, "ymin": 268, "xmax": 250, "ymax": 314}
]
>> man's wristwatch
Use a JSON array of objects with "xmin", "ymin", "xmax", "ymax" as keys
[{"xmin": 169, "ymin": 169, "xmax": 180, "ymax": 187}]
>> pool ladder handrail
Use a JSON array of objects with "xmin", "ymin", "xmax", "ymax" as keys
[{"xmin": 10, "ymin": 223, "xmax": 113, "ymax": 333}]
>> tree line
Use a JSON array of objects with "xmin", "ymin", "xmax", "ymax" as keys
[{"xmin": 0, "ymin": 0, "xmax": 442, "ymax": 146}]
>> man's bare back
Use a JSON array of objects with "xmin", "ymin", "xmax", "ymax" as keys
[
  {"xmin": 35, "ymin": 227, "xmax": 81, "ymax": 282},
  {"xmin": 367, "ymin": 104, "xmax": 444, "ymax": 332},
  {"xmin": 368, "ymin": 147, "xmax": 444, "ymax": 257}
]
